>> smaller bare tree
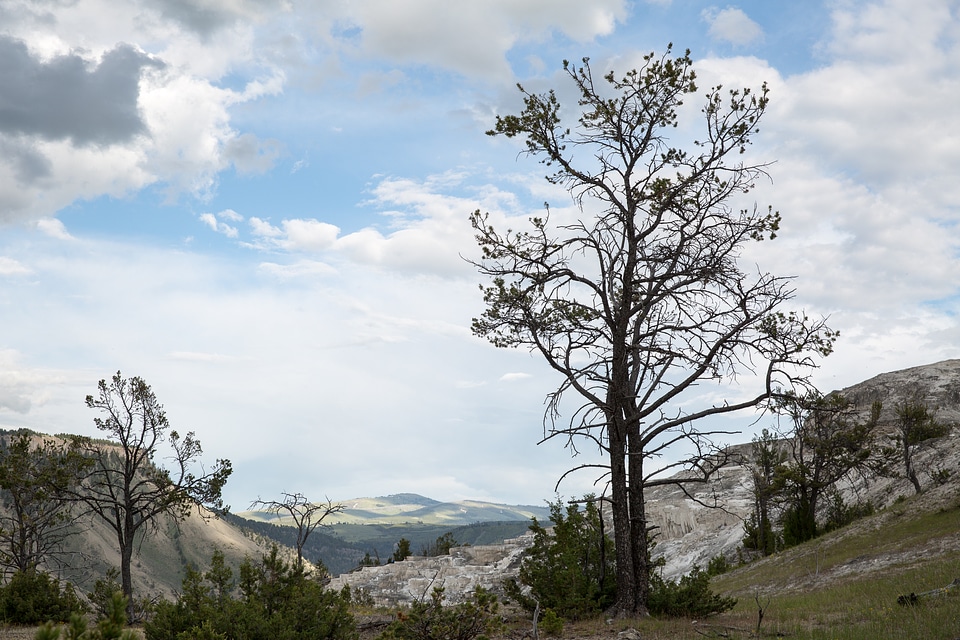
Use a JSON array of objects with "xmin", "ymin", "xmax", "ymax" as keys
[
  {"xmin": 250, "ymin": 492, "xmax": 344, "ymax": 570},
  {"xmin": 893, "ymin": 396, "xmax": 952, "ymax": 494}
]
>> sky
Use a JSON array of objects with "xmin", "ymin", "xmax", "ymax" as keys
[{"xmin": 1, "ymin": 0, "xmax": 959, "ymax": 510}]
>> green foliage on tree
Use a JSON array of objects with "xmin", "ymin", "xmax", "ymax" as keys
[
  {"xmin": 418, "ymin": 532, "xmax": 458, "ymax": 557},
  {"xmin": 742, "ymin": 429, "xmax": 785, "ymax": 556},
  {"xmin": 34, "ymin": 592, "xmax": 138, "ymax": 640},
  {"xmin": 892, "ymin": 397, "xmax": 952, "ymax": 494},
  {"xmin": 0, "ymin": 569, "xmax": 85, "ymax": 624},
  {"xmin": 358, "ymin": 551, "xmax": 381, "ymax": 568},
  {"xmin": 145, "ymin": 546, "xmax": 354, "ymax": 640},
  {"xmin": 393, "ymin": 538, "xmax": 412, "ymax": 562},
  {"xmin": 379, "ymin": 587, "xmax": 500, "ymax": 640},
  {"xmin": 775, "ymin": 392, "xmax": 881, "ymax": 546},
  {"xmin": 470, "ymin": 46, "xmax": 835, "ymax": 615},
  {"xmin": 73, "ymin": 372, "xmax": 233, "ymax": 605},
  {"xmin": 647, "ymin": 567, "xmax": 737, "ymax": 618},
  {"xmin": 505, "ymin": 498, "xmax": 615, "ymax": 620},
  {"xmin": 0, "ymin": 431, "xmax": 92, "ymax": 575},
  {"xmin": 506, "ymin": 496, "xmax": 735, "ymax": 620}
]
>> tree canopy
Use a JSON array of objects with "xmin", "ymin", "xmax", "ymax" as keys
[
  {"xmin": 74, "ymin": 371, "xmax": 232, "ymax": 605},
  {"xmin": 471, "ymin": 47, "xmax": 834, "ymax": 615}
]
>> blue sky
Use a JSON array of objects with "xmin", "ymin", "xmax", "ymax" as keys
[{"xmin": 1, "ymin": 0, "xmax": 959, "ymax": 509}]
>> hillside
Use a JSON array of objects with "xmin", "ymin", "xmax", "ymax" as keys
[
  {"xmin": 3, "ymin": 359, "xmax": 959, "ymax": 622},
  {"xmin": 238, "ymin": 492, "xmax": 551, "ymax": 526},
  {"xmin": 0, "ymin": 430, "xmax": 269, "ymax": 601},
  {"xmin": 644, "ymin": 359, "xmax": 960, "ymax": 579},
  {"xmin": 232, "ymin": 494, "xmax": 551, "ymax": 575},
  {"xmin": 333, "ymin": 359, "xmax": 960, "ymax": 612}
]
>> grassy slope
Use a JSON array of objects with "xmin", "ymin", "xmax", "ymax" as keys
[
  {"xmin": 551, "ymin": 486, "xmax": 960, "ymax": 640},
  {"xmin": 703, "ymin": 485, "xmax": 960, "ymax": 639}
]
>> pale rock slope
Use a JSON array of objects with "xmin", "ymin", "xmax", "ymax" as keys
[{"xmin": 333, "ymin": 360, "xmax": 960, "ymax": 603}]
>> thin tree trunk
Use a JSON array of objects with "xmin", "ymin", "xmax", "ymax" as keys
[
  {"xmin": 628, "ymin": 431, "xmax": 650, "ymax": 615},
  {"xmin": 120, "ymin": 534, "xmax": 134, "ymax": 602},
  {"xmin": 609, "ymin": 424, "xmax": 636, "ymax": 616},
  {"xmin": 904, "ymin": 439, "xmax": 922, "ymax": 494}
]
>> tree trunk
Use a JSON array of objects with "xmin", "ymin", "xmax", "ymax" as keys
[
  {"xmin": 627, "ymin": 430, "xmax": 650, "ymax": 616},
  {"xmin": 608, "ymin": 423, "xmax": 637, "ymax": 616},
  {"xmin": 904, "ymin": 438, "xmax": 922, "ymax": 494},
  {"xmin": 120, "ymin": 533, "xmax": 134, "ymax": 602}
]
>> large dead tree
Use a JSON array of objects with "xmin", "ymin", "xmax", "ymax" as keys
[{"xmin": 470, "ymin": 47, "xmax": 835, "ymax": 615}]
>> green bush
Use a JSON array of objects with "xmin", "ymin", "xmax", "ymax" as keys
[
  {"xmin": 34, "ymin": 592, "xmax": 138, "ymax": 640},
  {"xmin": 379, "ymin": 587, "xmax": 499, "ymax": 640},
  {"xmin": 647, "ymin": 566, "xmax": 736, "ymax": 618},
  {"xmin": 822, "ymin": 492, "xmax": 875, "ymax": 534},
  {"xmin": 504, "ymin": 497, "xmax": 615, "ymax": 621},
  {"xmin": 0, "ymin": 569, "xmax": 85, "ymax": 624},
  {"xmin": 538, "ymin": 608, "xmax": 563, "ymax": 637},
  {"xmin": 145, "ymin": 546, "xmax": 354, "ymax": 640}
]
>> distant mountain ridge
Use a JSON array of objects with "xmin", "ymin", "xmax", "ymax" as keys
[
  {"xmin": 238, "ymin": 493, "xmax": 552, "ymax": 526},
  {"xmin": 8, "ymin": 360, "xmax": 959, "ymax": 605}
]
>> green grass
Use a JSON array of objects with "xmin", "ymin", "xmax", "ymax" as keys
[
  {"xmin": 517, "ymin": 491, "xmax": 960, "ymax": 640},
  {"xmin": 704, "ymin": 491, "xmax": 960, "ymax": 639}
]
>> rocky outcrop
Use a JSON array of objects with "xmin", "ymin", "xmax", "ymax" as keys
[
  {"xmin": 328, "ymin": 536, "xmax": 533, "ymax": 606},
  {"xmin": 334, "ymin": 360, "xmax": 960, "ymax": 606}
]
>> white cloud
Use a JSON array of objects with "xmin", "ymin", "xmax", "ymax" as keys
[
  {"xmin": 702, "ymin": 6, "xmax": 764, "ymax": 46},
  {"xmin": 168, "ymin": 351, "xmax": 243, "ymax": 363},
  {"xmin": 36, "ymin": 218, "xmax": 74, "ymax": 240},
  {"xmin": 281, "ymin": 219, "xmax": 340, "ymax": 251},
  {"xmin": 233, "ymin": 173, "xmax": 520, "ymax": 277},
  {"xmin": 200, "ymin": 211, "xmax": 241, "ymax": 237},
  {"xmin": 0, "ymin": 257, "xmax": 31, "ymax": 276},
  {"xmin": 258, "ymin": 260, "xmax": 337, "ymax": 278},
  {"xmin": 218, "ymin": 208, "xmax": 243, "ymax": 222},
  {"xmin": 0, "ymin": 350, "xmax": 65, "ymax": 415},
  {"xmin": 249, "ymin": 217, "xmax": 283, "ymax": 238},
  {"xmin": 500, "ymin": 372, "xmax": 533, "ymax": 382},
  {"xmin": 336, "ymin": 0, "xmax": 628, "ymax": 79},
  {"xmin": 223, "ymin": 133, "xmax": 283, "ymax": 175},
  {"xmin": 0, "ymin": 0, "xmax": 286, "ymax": 222}
]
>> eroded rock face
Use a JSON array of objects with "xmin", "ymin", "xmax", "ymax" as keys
[
  {"xmin": 328, "ymin": 536, "xmax": 533, "ymax": 606},
  {"xmin": 333, "ymin": 360, "xmax": 960, "ymax": 605}
]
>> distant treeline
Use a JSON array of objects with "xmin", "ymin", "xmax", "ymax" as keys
[{"xmin": 224, "ymin": 513, "xmax": 534, "ymax": 576}]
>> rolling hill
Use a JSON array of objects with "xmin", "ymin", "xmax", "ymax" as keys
[
  {"xmin": 238, "ymin": 492, "xmax": 551, "ymax": 526},
  {"xmin": 232, "ymin": 494, "xmax": 552, "ymax": 575}
]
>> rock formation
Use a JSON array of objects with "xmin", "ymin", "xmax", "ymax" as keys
[{"xmin": 331, "ymin": 360, "xmax": 960, "ymax": 604}]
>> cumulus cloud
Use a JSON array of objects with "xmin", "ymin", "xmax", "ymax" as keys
[
  {"xmin": 0, "ymin": 36, "xmax": 161, "ymax": 145},
  {"xmin": 0, "ymin": 0, "xmax": 632, "ymax": 226},
  {"xmin": 223, "ymin": 132, "xmax": 283, "ymax": 174},
  {"xmin": 36, "ymin": 219, "xmax": 74, "ymax": 240},
  {"xmin": 0, "ymin": 1, "xmax": 287, "ymax": 223},
  {"xmin": 0, "ymin": 257, "xmax": 31, "ymax": 276},
  {"xmin": 152, "ymin": 0, "xmax": 277, "ymax": 36},
  {"xmin": 336, "ymin": 0, "xmax": 628, "ymax": 79},
  {"xmin": 239, "ymin": 173, "xmax": 512, "ymax": 276},
  {"xmin": 702, "ymin": 6, "xmax": 764, "ymax": 46},
  {"xmin": 0, "ymin": 138, "xmax": 51, "ymax": 184},
  {"xmin": 200, "ymin": 210, "xmax": 240, "ymax": 237},
  {"xmin": 281, "ymin": 219, "xmax": 340, "ymax": 251},
  {"xmin": 0, "ymin": 350, "xmax": 60, "ymax": 415}
]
